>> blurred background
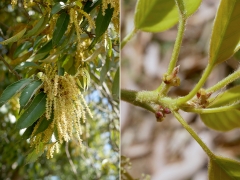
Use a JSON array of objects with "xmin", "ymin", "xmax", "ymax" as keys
[{"xmin": 121, "ymin": 0, "xmax": 240, "ymax": 179}]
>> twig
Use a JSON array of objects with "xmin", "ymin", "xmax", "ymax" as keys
[
  {"xmin": 0, "ymin": 28, "xmax": 7, "ymax": 40},
  {"xmin": 65, "ymin": 142, "xmax": 79, "ymax": 180},
  {"xmin": 0, "ymin": 55, "xmax": 21, "ymax": 80},
  {"xmin": 121, "ymin": 27, "xmax": 138, "ymax": 49},
  {"xmin": 173, "ymin": 111, "xmax": 215, "ymax": 158},
  {"xmin": 181, "ymin": 103, "xmax": 240, "ymax": 114}
]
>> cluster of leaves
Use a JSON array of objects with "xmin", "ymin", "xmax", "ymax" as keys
[
  {"xmin": 121, "ymin": 0, "xmax": 240, "ymax": 179},
  {"xmin": 0, "ymin": 88, "xmax": 119, "ymax": 179},
  {"xmin": 0, "ymin": 0, "xmax": 119, "ymax": 178}
]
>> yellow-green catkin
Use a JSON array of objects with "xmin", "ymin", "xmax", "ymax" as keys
[
  {"xmin": 11, "ymin": 0, "xmax": 18, "ymax": 8},
  {"xmin": 102, "ymin": 0, "xmax": 120, "ymax": 37},
  {"xmin": 32, "ymin": 64, "xmax": 93, "ymax": 158},
  {"xmin": 102, "ymin": 0, "xmax": 119, "ymax": 18}
]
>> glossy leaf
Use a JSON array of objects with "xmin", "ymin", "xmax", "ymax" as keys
[
  {"xmin": 33, "ymin": 35, "xmax": 45, "ymax": 50},
  {"xmin": 89, "ymin": 4, "xmax": 114, "ymax": 50},
  {"xmin": 76, "ymin": 68, "xmax": 90, "ymax": 90},
  {"xmin": 209, "ymin": 155, "xmax": 240, "ymax": 179},
  {"xmin": 200, "ymin": 110, "xmax": 240, "ymax": 131},
  {"xmin": 11, "ymin": 51, "xmax": 32, "ymax": 66},
  {"xmin": 14, "ymin": 62, "xmax": 42, "ymax": 71},
  {"xmin": 33, "ymin": 116, "xmax": 53, "ymax": 136},
  {"xmin": 95, "ymin": 5, "xmax": 114, "ymax": 37},
  {"xmin": 235, "ymin": 49, "xmax": 240, "ymax": 60},
  {"xmin": 200, "ymin": 86, "xmax": 240, "ymax": 131},
  {"xmin": 107, "ymin": 37, "xmax": 112, "ymax": 57},
  {"xmin": 37, "ymin": 40, "xmax": 53, "ymax": 54},
  {"xmin": 29, "ymin": 52, "xmax": 49, "ymax": 62},
  {"xmin": 0, "ymin": 28, "xmax": 26, "ymax": 45},
  {"xmin": 13, "ymin": 41, "xmax": 32, "ymax": 59},
  {"xmin": 25, "ymin": 143, "xmax": 45, "ymax": 164},
  {"xmin": 83, "ymin": 0, "xmax": 102, "ymax": 13},
  {"xmin": 82, "ymin": 68, "xmax": 91, "ymax": 90},
  {"xmin": 31, "ymin": 17, "xmax": 49, "ymax": 37},
  {"xmin": 57, "ymin": 57, "xmax": 65, "ymax": 76},
  {"xmin": 62, "ymin": 55, "xmax": 73, "ymax": 72},
  {"xmin": 24, "ymin": 16, "xmax": 46, "ymax": 38},
  {"xmin": 112, "ymin": 67, "xmax": 119, "ymax": 100},
  {"xmin": 17, "ymin": 92, "xmax": 46, "ymax": 129},
  {"xmin": 19, "ymin": 80, "xmax": 43, "ymax": 110},
  {"xmin": 84, "ymin": 46, "xmax": 105, "ymax": 62},
  {"xmin": 54, "ymin": 0, "xmax": 67, "ymax": 2},
  {"xmin": 21, "ymin": 121, "xmax": 38, "ymax": 140},
  {"xmin": 209, "ymin": 0, "xmax": 240, "ymax": 65},
  {"xmin": 0, "ymin": 78, "xmax": 33, "ymax": 107},
  {"xmin": 81, "ymin": 0, "xmax": 102, "ymax": 29},
  {"xmin": 52, "ymin": 12, "xmax": 70, "ymax": 47},
  {"xmin": 209, "ymin": 86, "xmax": 240, "ymax": 107},
  {"xmin": 51, "ymin": 2, "xmax": 66, "ymax": 15},
  {"xmin": 134, "ymin": 0, "xmax": 202, "ymax": 32}
]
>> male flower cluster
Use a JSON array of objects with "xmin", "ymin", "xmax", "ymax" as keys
[{"xmin": 31, "ymin": 64, "xmax": 92, "ymax": 158}]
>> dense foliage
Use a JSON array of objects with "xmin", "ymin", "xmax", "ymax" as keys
[{"xmin": 0, "ymin": 0, "xmax": 119, "ymax": 179}]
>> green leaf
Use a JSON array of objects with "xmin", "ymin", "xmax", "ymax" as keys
[
  {"xmin": 37, "ymin": 40, "xmax": 53, "ymax": 54},
  {"xmin": 89, "ymin": 4, "xmax": 114, "ymax": 50},
  {"xmin": 76, "ymin": 68, "xmax": 90, "ymax": 90},
  {"xmin": 82, "ymin": 68, "xmax": 91, "ymax": 90},
  {"xmin": 209, "ymin": 86, "xmax": 240, "ymax": 107},
  {"xmin": 52, "ymin": 12, "xmax": 70, "ymax": 47},
  {"xmin": 209, "ymin": 155, "xmax": 240, "ymax": 180},
  {"xmin": 57, "ymin": 56, "xmax": 65, "ymax": 76},
  {"xmin": 0, "ymin": 28, "xmax": 26, "ymax": 45},
  {"xmin": 17, "ymin": 92, "xmax": 46, "ymax": 129},
  {"xmin": 12, "ymin": 51, "xmax": 32, "ymax": 66},
  {"xmin": 31, "ymin": 17, "xmax": 49, "ymax": 37},
  {"xmin": 81, "ymin": 0, "xmax": 102, "ymax": 29},
  {"xmin": 134, "ymin": 0, "xmax": 202, "ymax": 32},
  {"xmin": 54, "ymin": 0, "xmax": 67, "ymax": 3},
  {"xmin": 200, "ymin": 110, "xmax": 240, "ymax": 131},
  {"xmin": 51, "ymin": 2, "xmax": 66, "ymax": 15},
  {"xmin": 62, "ymin": 55, "xmax": 73, "ymax": 72},
  {"xmin": 33, "ymin": 35, "xmax": 45, "ymax": 50},
  {"xmin": 209, "ymin": 0, "xmax": 240, "ymax": 65},
  {"xmin": 95, "ymin": 5, "xmax": 114, "ymax": 37},
  {"xmin": 0, "ymin": 78, "xmax": 33, "ymax": 107},
  {"xmin": 112, "ymin": 67, "xmax": 119, "ymax": 100},
  {"xmin": 21, "ymin": 121, "xmax": 38, "ymax": 140},
  {"xmin": 54, "ymin": 126, "xmax": 59, "ymax": 141},
  {"xmin": 68, "ymin": 64, "xmax": 76, "ymax": 75},
  {"xmin": 86, "ymin": 69, "xmax": 91, "ymax": 87},
  {"xmin": 14, "ymin": 62, "xmax": 42, "ymax": 71},
  {"xmin": 100, "ymin": 56, "xmax": 110, "ymax": 84},
  {"xmin": 19, "ymin": 80, "xmax": 43, "ymax": 111},
  {"xmin": 24, "ymin": 16, "xmax": 47, "ymax": 38},
  {"xmin": 29, "ymin": 52, "xmax": 49, "ymax": 62},
  {"xmin": 107, "ymin": 37, "xmax": 112, "ymax": 57},
  {"xmin": 25, "ymin": 143, "xmax": 45, "ymax": 164},
  {"xmin": 13, "ymin": 41, "xmax": 32, "ymax": 59},
  {"xmin": 33, "ymin": 116, "xmax": 53, "ymax": 136},
  {"xmin": 83, "ymin": 0, "xmax": 102, "ymax": 14},
  {"xmin": 234, "ymin": 49, "xmax": 240, "ymax": 60},
  {"xmin": 200, "ymin": 86, "xmax": 240, "ymax": 131}
]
